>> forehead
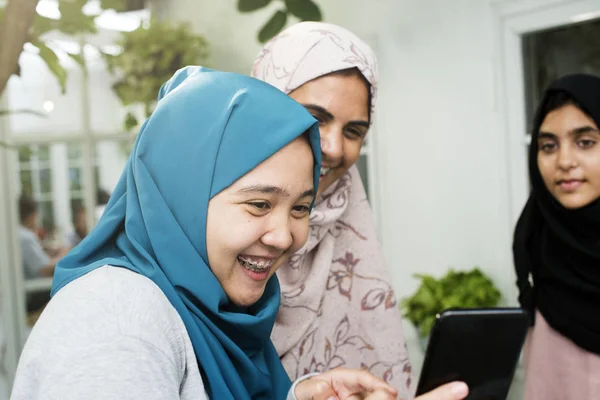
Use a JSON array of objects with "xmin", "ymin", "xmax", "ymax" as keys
[
  {"xmin": 540, "ymin": 104, "xmax": 598, "ymax": 134},
  {"xmin": 227, "ymin": 137, "xmax": 314, "ymax": 191}
]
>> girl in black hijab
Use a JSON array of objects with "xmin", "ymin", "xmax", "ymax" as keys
[{"xmin": 513, "ymin": 73, "xmax": 600, "ymax": 399}]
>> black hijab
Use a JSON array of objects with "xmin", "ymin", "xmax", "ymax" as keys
[{"xmin": 513, "ymin": 73, "xmax": 600, "ymax": 355}]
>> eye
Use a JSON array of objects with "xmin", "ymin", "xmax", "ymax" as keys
[
  {"xmin": 344, "ymin": 127, "xmax": 366, "ymax": 141},
  {"xmin": 291, "ymin": 204, "xmax": 311, "ymax": 218},
  {"xmin": 538, "ymin": 142, "xmax": 557, "ymax": 153},
  {"xmin": 247, "ymin": 201, "xmax": 271, "ymax": 215},
  {"xmin": 577, "ymin": 139, "xmax": 596, "ymax": 149}
]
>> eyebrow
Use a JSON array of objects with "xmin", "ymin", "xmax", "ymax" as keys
[
  {"xmin": 236, "ymin": 185, "xmax": 314, "ymax": 199},
  {"xmin": 302, "ymin": 104, "xmax": 370, "ymax": 128},
  {"xmin": 539, "ymin": 126, "xmax": 600, "ymax": 140}
]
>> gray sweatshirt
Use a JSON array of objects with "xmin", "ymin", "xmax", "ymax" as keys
[{"xmin": 11, "ymin": 266, "xmax": 303, "ymax": 400}]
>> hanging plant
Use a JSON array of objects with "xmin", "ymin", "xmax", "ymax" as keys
[
  {"xmin": 237, "ymin": 0, "xmax": 323, "ymax": 43},
  {"xmin": 103, "ymin": 19, "xmax": 209, "ymax": 131}
]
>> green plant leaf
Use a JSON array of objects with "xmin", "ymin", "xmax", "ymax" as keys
[
  {"xmin": 124, "ymin": 112, "xmax": 138, "ymax": 131},
  {"xmin": 57, "ymin": 0, "xmax": 97, "ymax": 35},
  {"xmin": 258, "ymin": 10, "xmax": 287, "ymax": 43},
  {"xmin": 66, "ymin": 51, "xmax": 86, "ymax": 69},
  {"xmin": 31, "ymin": 14, "xmax": 59, "ymax": 39},
  {"xmin": 238, "ymin": 0, "xmax": 271, "ymax": 13},
  {"xmin": 32, "ymin": 41, "xmax": 68, "ymax": 94},
  {"xmin": 112, "ymin": 81, "xmax": 139, "ymax": 106},
  {"xmin": 284, "ymin": 0, "xmax": 322, "ymax": 21},
  {"xmin": 100, "ymin": 0, "xmax": 128, "ymax": 12}
]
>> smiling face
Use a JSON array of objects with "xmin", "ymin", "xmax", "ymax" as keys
[
  {"xmin": 205, "ymin": 136, "xmax": 315, "ymax": 307},
  {"xmin": 289, "ymin": 69, "xmax": 370, "ymax": 197},
  {"xmin": 537, "ymin": 103, "xmax": 600, "ymax": 209}
]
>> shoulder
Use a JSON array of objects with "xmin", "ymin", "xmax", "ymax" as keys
[
  {"xmin": 30, "ymin": 266, "xmax": 189, "ymax": 370},
  {"xmin": 13, "ymin": 266, "xmax": 208, "ymax": 400},
  {"xmin": 19, "ymin": 226, "xmax": 38, "ymax": 243}
]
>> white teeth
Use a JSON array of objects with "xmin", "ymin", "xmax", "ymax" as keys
[
  {"xmin": 237, "ymin": 256, "xmax": 274, "ymax": 272},
  {"xmin": 320, "ymin": 167, "xmax": 330, "ymax": 176}
]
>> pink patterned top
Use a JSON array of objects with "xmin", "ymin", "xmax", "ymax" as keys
[{"xmin": 252, "ymin": 22, "xmax": 413, "ymax": 398}]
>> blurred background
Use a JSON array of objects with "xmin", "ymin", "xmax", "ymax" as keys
[{"xmin": 0, "ymin": 0, "xmax": 599, "ymax": 398}]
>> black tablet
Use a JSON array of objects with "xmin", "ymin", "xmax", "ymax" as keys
[{"xmin": 416, "ymin": 308, "xmax": 529, "ymax": 399}]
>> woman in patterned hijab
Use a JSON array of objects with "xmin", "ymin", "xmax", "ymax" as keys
[{"xmin": 252, "ymin": 21, "xmax": 413, "ymax": 398}]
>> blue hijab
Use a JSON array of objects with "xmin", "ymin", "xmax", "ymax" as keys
[{"xmin": 52, "ymin": 66, "xmax": 321, "ymax": 399}]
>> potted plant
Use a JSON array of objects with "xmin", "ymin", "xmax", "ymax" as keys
[
  {"xmin": 103, "ymin": 18, "xmax": 209, "ymax": 131},
  {"xmin": 401, "ymin": 268, "xmax": 502, "ymax": 349}
]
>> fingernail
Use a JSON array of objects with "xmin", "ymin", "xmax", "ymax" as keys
[
  {"xmin": 451, "ymin": 382, "xmax": 469, "ymax": 397},
  {"xmin": 326, "ymin": 397, "xmax": 337, "ymax": 400}
]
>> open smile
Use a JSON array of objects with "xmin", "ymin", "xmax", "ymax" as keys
[{"xmin": 236, "ymin": 255, "xmax": 276, "ymax": 281}]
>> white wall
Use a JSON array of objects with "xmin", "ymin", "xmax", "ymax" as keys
[{"xmin": 156, "ymin": 0, "xmax": 519, "ymax": 305}]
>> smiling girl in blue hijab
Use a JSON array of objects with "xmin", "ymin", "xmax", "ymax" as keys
[
  {"xmin": 11, "ymin": 66, "xmax": 400, "ymax": 400},
  {"xmin": 11, "ymin": 66, "xmax": 322, "ymax": 400}
]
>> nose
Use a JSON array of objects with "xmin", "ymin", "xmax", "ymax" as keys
[
  {"xmin": 320, "ymin": 124, "xmax": 344, "ymax": 165},
  {"xmin": 557, "ymin": 144, "xmax": 577, "ymax": 170},
  {"xmin": 260, "ymin": 213, "xmax": 293, "ymax": 251}
]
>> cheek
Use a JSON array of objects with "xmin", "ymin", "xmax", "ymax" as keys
[
  {"xmin": 343, "ymin": 138, "xmax": 363, "ymax": 166},
  {"xmin": 227, "ymin": 219, "xmax": 266, "ymax": 251},
  {"xmin": 290, "ymin": 219, "xmax": 310, "ymax": 253},
  {"xmin": 208, "ymin": 210, "xmax": 263, "ymax": 257},
  {"xmin": 537, "ymin": 154, "xmax": 554, "ymax": 183},
  {"xmin": 583, "ymin": 153, "xmax": 600, "ymax": 180}
]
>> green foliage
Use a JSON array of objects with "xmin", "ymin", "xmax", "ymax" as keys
[
  {"xmin": 284, "ymin": 0, "xmax": 321, "ymax": 21},
  {"xmin": 100, "ymin": 0, "xmax": 146, "ymax": 12},
  {"xmin": 102, "ymin": 19, "xmax": 208, "ymax": 130},
  {"xmin": 237, "ymin": 0, "xmax": 323, "ymax": 43},
  {"xmin": 100, "ymin": 0, "xmax": 130, "ymax": 12},
  {"xmin": 401, "ymin": 268, "xmax": 502, "ymax": 337},
  {"xmin": 28, "ymin": 0, "xmax": 101, "ymax": 92},
  {"xmin": 55, "ymin": 0, "xmax": 97, "ymax": 35},
  {"xmin": 238, "ymin": 0, "xmax": 272, "ymax": 12},
  {"xmin": 0, "ymin": 0, "xmax": 127, "ymax": 94},
  {"xmin": 32, "ymin": 40, "xmax": 68, "ymax": 93},
  {"xmin": 258, "ymin": 10, "xmax": 287, "ymax": 44}
]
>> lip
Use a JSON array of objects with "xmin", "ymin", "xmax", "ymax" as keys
[
  {"xmin": 237, "ymin": 258, "xmax": 272, "ymax": 281},
  {"xmin": 557, "ymin": 179, "xmax": 585, "ymax": 193}
]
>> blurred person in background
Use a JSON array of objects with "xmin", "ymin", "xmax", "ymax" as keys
[
  {"xmin": 18, "ymin": 195, "xmax": 68, "ymax": 280},
  {"xmin": 19, "ymin": 195, "xmax": 69, "ymax": 314},
  {"xmin": 65, "ymin": 205, "xmax": 88, "ymax": 248}
]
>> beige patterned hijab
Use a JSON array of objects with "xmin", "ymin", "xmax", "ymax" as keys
[{"xmin": 252, "ymin": 22, "xmax": 413, "ymax": 398}]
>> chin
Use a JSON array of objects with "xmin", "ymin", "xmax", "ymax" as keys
[
  {"xmin": 231, "ymin": 291, "xmax": 264, "ymax": 308},
  {"xmin": 556, "ymin": 195, "xmax": 597, "ymax": 210}
]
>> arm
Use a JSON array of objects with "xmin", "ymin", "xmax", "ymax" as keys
[
  {"xmin": 37, "ymin": 336, "xmax": 184, "ymax": 400},
  {"xmin": 39, "ymin": 246, "xmax": 70, "ymax": 277}
]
